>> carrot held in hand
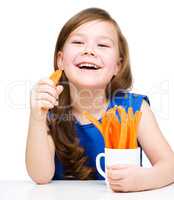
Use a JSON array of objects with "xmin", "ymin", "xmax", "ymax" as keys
[
  {"xmin": 49, "ymin": 69, "xmax": 63, "ymax": 86},
  {"xmin": 42, "ymin": 69, "xmax": 62, "ymax": 111}
]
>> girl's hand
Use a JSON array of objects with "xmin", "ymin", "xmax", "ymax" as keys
[
  {"xmin": 30, "ymin": 78, "xmax": 64, "ymax": 121},
  {"xmin": 107, "ymin": 164, "xmax": 146, "ymax": 192}
]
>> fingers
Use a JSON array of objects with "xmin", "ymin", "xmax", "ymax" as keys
[
  {"xmin": 106, "ymin": 164, "xmax": 138, "ymax": 192},
  {"xmin": 30, "ymin": 78, "xmax": 64, "ymax": 111},
  {"xmin": 107, "ymin": 177, "xmax": 125, "ymax": 192},
  {"xmin": 37, "ymin": 100, "xmax": 55, "ymax": 110},
  {"xmin": 110, "ymin": 184, "xmax": 125, "ymax": 193},
  {"xmin": 56, "ymin": 85, "xmax": 64, "ymax": 95},
  {"xmin": 38, "ymin": 78, "xmax": 55, "ymax": 87},
  {"xmin": 107, "ymin": 176, "xmax": 125, "ymax": 192},
  {"xmin": 36, "ymin": 85, "xmax": 58, "ymax": 98},
  {"xmin": 35, "ymin": 92, "xmax": 58, "ymax": 106},
  {"xmin": 107, "ymin": 170, "xmax": 123, "ymax": 181},
  {"xmin": 107, "ymin": 164, "xmax": 131, "ymax": 170}
]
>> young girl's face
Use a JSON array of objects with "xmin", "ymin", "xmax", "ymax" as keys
[{"xmin": 57, "ymin": 20, "xmax": 121, "ymax": 89}]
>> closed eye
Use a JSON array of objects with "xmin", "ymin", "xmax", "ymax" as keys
[
  {"xmin": 71, "ymin": 41, "xmax": 84, "ymax": 44},
  {"xmin": 98, "ymin": 44, "xmax": 110, "ymax": 48}
]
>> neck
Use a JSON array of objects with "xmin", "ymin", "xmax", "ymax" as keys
[{"xmin": 70, "ymin": 85, "xmax": 109, "ymax": 123}]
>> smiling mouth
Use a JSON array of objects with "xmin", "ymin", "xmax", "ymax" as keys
[{"xmin": 76, "ymin": 63, "xmax": 102, "ymax": 70}]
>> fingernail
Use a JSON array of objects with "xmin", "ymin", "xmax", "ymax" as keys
[{"xmin": 57, "ymin": 85, "xmax": 63, "ymax": 90}]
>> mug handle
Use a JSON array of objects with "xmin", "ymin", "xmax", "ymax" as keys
[{"xmin": 96, "ymin": 152, "xmax": 106, "ymax": 179}]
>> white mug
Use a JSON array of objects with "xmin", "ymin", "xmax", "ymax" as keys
[{"xmin": 96, "ymin": 148, "xmax": 141, "ymax": 189}]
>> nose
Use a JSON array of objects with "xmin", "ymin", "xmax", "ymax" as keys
[
  {"xmin": 81, "ymin": 44, "xmax": 96, "ymax": 57},
  {"xmin": 82, "ymin": 50, "xmax": 95, "ymax": 56}
]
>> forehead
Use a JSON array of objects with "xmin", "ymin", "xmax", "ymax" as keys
[{"xmin": 69, "ymin": 20, "xmax": 118, "ymax": 42}]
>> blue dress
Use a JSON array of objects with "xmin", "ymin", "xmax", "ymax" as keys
[{"xmin": 52, "ymin": 91, "xmax": 150, "ymax": 180}]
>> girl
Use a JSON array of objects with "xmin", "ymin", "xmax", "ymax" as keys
[{"xmin": 26, "ymin": 7, "xmax": 174, "ymax": 192}]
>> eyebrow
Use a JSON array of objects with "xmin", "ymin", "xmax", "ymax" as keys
[{"xmin": 70, "ymin": 33, "xmax": 115, "ymax": 44}]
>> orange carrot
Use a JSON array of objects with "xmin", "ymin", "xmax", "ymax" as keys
[
  {"xmin": 102, "ymin": 106, "xmax": 117, "ymax": 147},
  {"xmin": 127, "ymin": 107, "xmax": 133, "ymax": 148},
  {"xmin": 128, "ymin": 107, "xmax": 133, "ymax": 148},
  {"xmin": 105, "ymin": 106, "xmax": 118, "ymax": 148},
  {"xmin": 132, "ymin": 118, "xmax": 137, "ymax": 148},
  {"xmin": 126, "ymin": 121, "xmax": 131, "ymax": 148},
  {"xmin": 42, "ymin": 69, "xmax": 62, "ymax": 111},
  {"xmin": 83, "ymin": 111, "xmax": 103, "ymax": 136},
  {"xmin": 110, "ymin": 107, "xmax": 120, "ymax": 148},
  {"xmin": 105, "ymin": 116, "xmax": 113, "ymax": 148},
  {"xmin": 127, "ymin": 107, "xmax": 132, "ymax": 148},
  {"xmin": 117, "ymin": 106, "xmax": 128, "ymax": 149},
  {"xmin": 49, "ymin": 69, "xmax": 62, "ymax": 86},
  {"xmin": 133, "ymin": 111, "xmax": 142, "ymax": 148},
  {"xmin": 108, "ymin": 126, "xmax": 113, "ymax": 148},
  {"xmin": 135, "ymin": 111, "xmax": 142, "ymax": 131},
  {"xmin": 101, "ymin": 112, "xmax": 108, "ymax": 137},
  {"xmin": 128, "ymin": 107, "xmax": 138, "ymax": 148}
]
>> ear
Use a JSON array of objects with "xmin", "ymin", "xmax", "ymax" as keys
[
  {"xmin": 56, "ymin": 51, "xmax": 64, "ymax": 70},
  {"xmin": 114, "ymin": 57, "xmax": 122, "ymax": 76}
]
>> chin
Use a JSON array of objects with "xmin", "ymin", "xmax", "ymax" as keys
[{"xmin": 75, "ymin": 81, "xmax": 106, "ymax": 90}]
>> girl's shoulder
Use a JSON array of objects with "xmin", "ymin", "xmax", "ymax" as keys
[{"xmin": 110, "ymin": 90, "xmax": 150, "ymax": 113}]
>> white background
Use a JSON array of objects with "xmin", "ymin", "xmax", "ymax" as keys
[{"xmin": 0, "ymin": 0, "xmax": 174, "ymax": 180}]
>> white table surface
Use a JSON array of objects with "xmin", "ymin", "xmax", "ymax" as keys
[{"xmin": 0, "ymin": 180, "xmax": 174, "ymax": 200}]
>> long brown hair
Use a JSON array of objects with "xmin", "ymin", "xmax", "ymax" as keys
[{"xmin": 47, "ymin": 7, "xmax": 133, "ymax": 180}]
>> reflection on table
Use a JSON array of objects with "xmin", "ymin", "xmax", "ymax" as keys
[{"xmin": 1, "ymin": 180, "xmax": 174, "ymax": 200}]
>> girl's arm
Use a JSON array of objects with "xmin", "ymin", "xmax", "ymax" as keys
[
  {"xmin": 137, "ymin": 99, "xmax": 174, "ymax": 190},
  {"xmin": 107, "ymin": 99, "xmax": 174, "ymax": 192},
  {"xmin": 25, "ymin": 114, "xmax": 55, "ymax": 184},
  {"xmin": 26, "ymin": 115, "xmax": 55, "ymax": 184},
  {"xmin": 25, "ymin": 78, "xmax": 63, "ymax": 184}
]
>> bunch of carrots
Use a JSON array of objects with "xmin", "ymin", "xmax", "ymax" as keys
[
  {"xmin": 48, "ymin": 70, "xmax": 142, "ymax": 149},
  {"xmin": 83, "ymin": 106, "xmax": 142, "ymax": 149}
]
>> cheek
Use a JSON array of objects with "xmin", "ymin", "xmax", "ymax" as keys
[
  {"xmin": 62, "ymin": 49, "xmax": 76, "ymax": 66},
  {"xmin": 102, "ymin": 53, "xmax": 117, "ymax": 71},
  {"xmin": 62, "ymin": 45, "xmax": 82, "ymax": 65}
]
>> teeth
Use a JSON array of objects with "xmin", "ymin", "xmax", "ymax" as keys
[{"xmin": 79, "ymin": 63, "xmax": 98, "ymax": 69}]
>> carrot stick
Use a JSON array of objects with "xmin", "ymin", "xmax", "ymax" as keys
[
  {"xmin": 110, "ymin": 108, "xmax": 120, "ymax": 148},
  {"xmin": 117, "ymin": 106, "xmax": 128, "ymax": 149},
  {"xmin": 132, "ymin": 117, "xmax": 137, "ymax": 148},
  {"xmin": 49, "ymin": 69, "xmax": 62, "ymax": 86},
  {"xmin": 135, "ymin": 111, "xmax": 142, "ymax": 131},
  {"xmin": 101, "ymin": 112, "xmax": 108, "ymax": 138},
  {"xmin": 108, "ymin": 126, "xmax": 113, "ymax": 148},
  {"xmin": 128, "ymin": 107, "xmax": 134, "ymax": 148},
  {"xmin": 105, "ymin": 116, "xmax": 113, "ymax": 148},
  {"xmin": 128, "ymin": 107, "xmax": 138, "ymax": 148},
  {"xmin": 42, "ymin": 69, "xmax": 62, "ymax": 111},
  {"xmin": 134, "ymin": 111, "xmax": 142, "ymax": 148},
  {"xmin": 83, "ymin": 111, "xmax": 103, "ymax": 136},
  {"xmin": 127, "ymin": 107, "xmax": 133, "ymax": 148},
  {"xmin": 126, "ymin": 121, "xmax": 131, "ymax": 148},
  {"xmin": 105, "ymin": 106, "xmax": 118, "ymax": 148}
]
